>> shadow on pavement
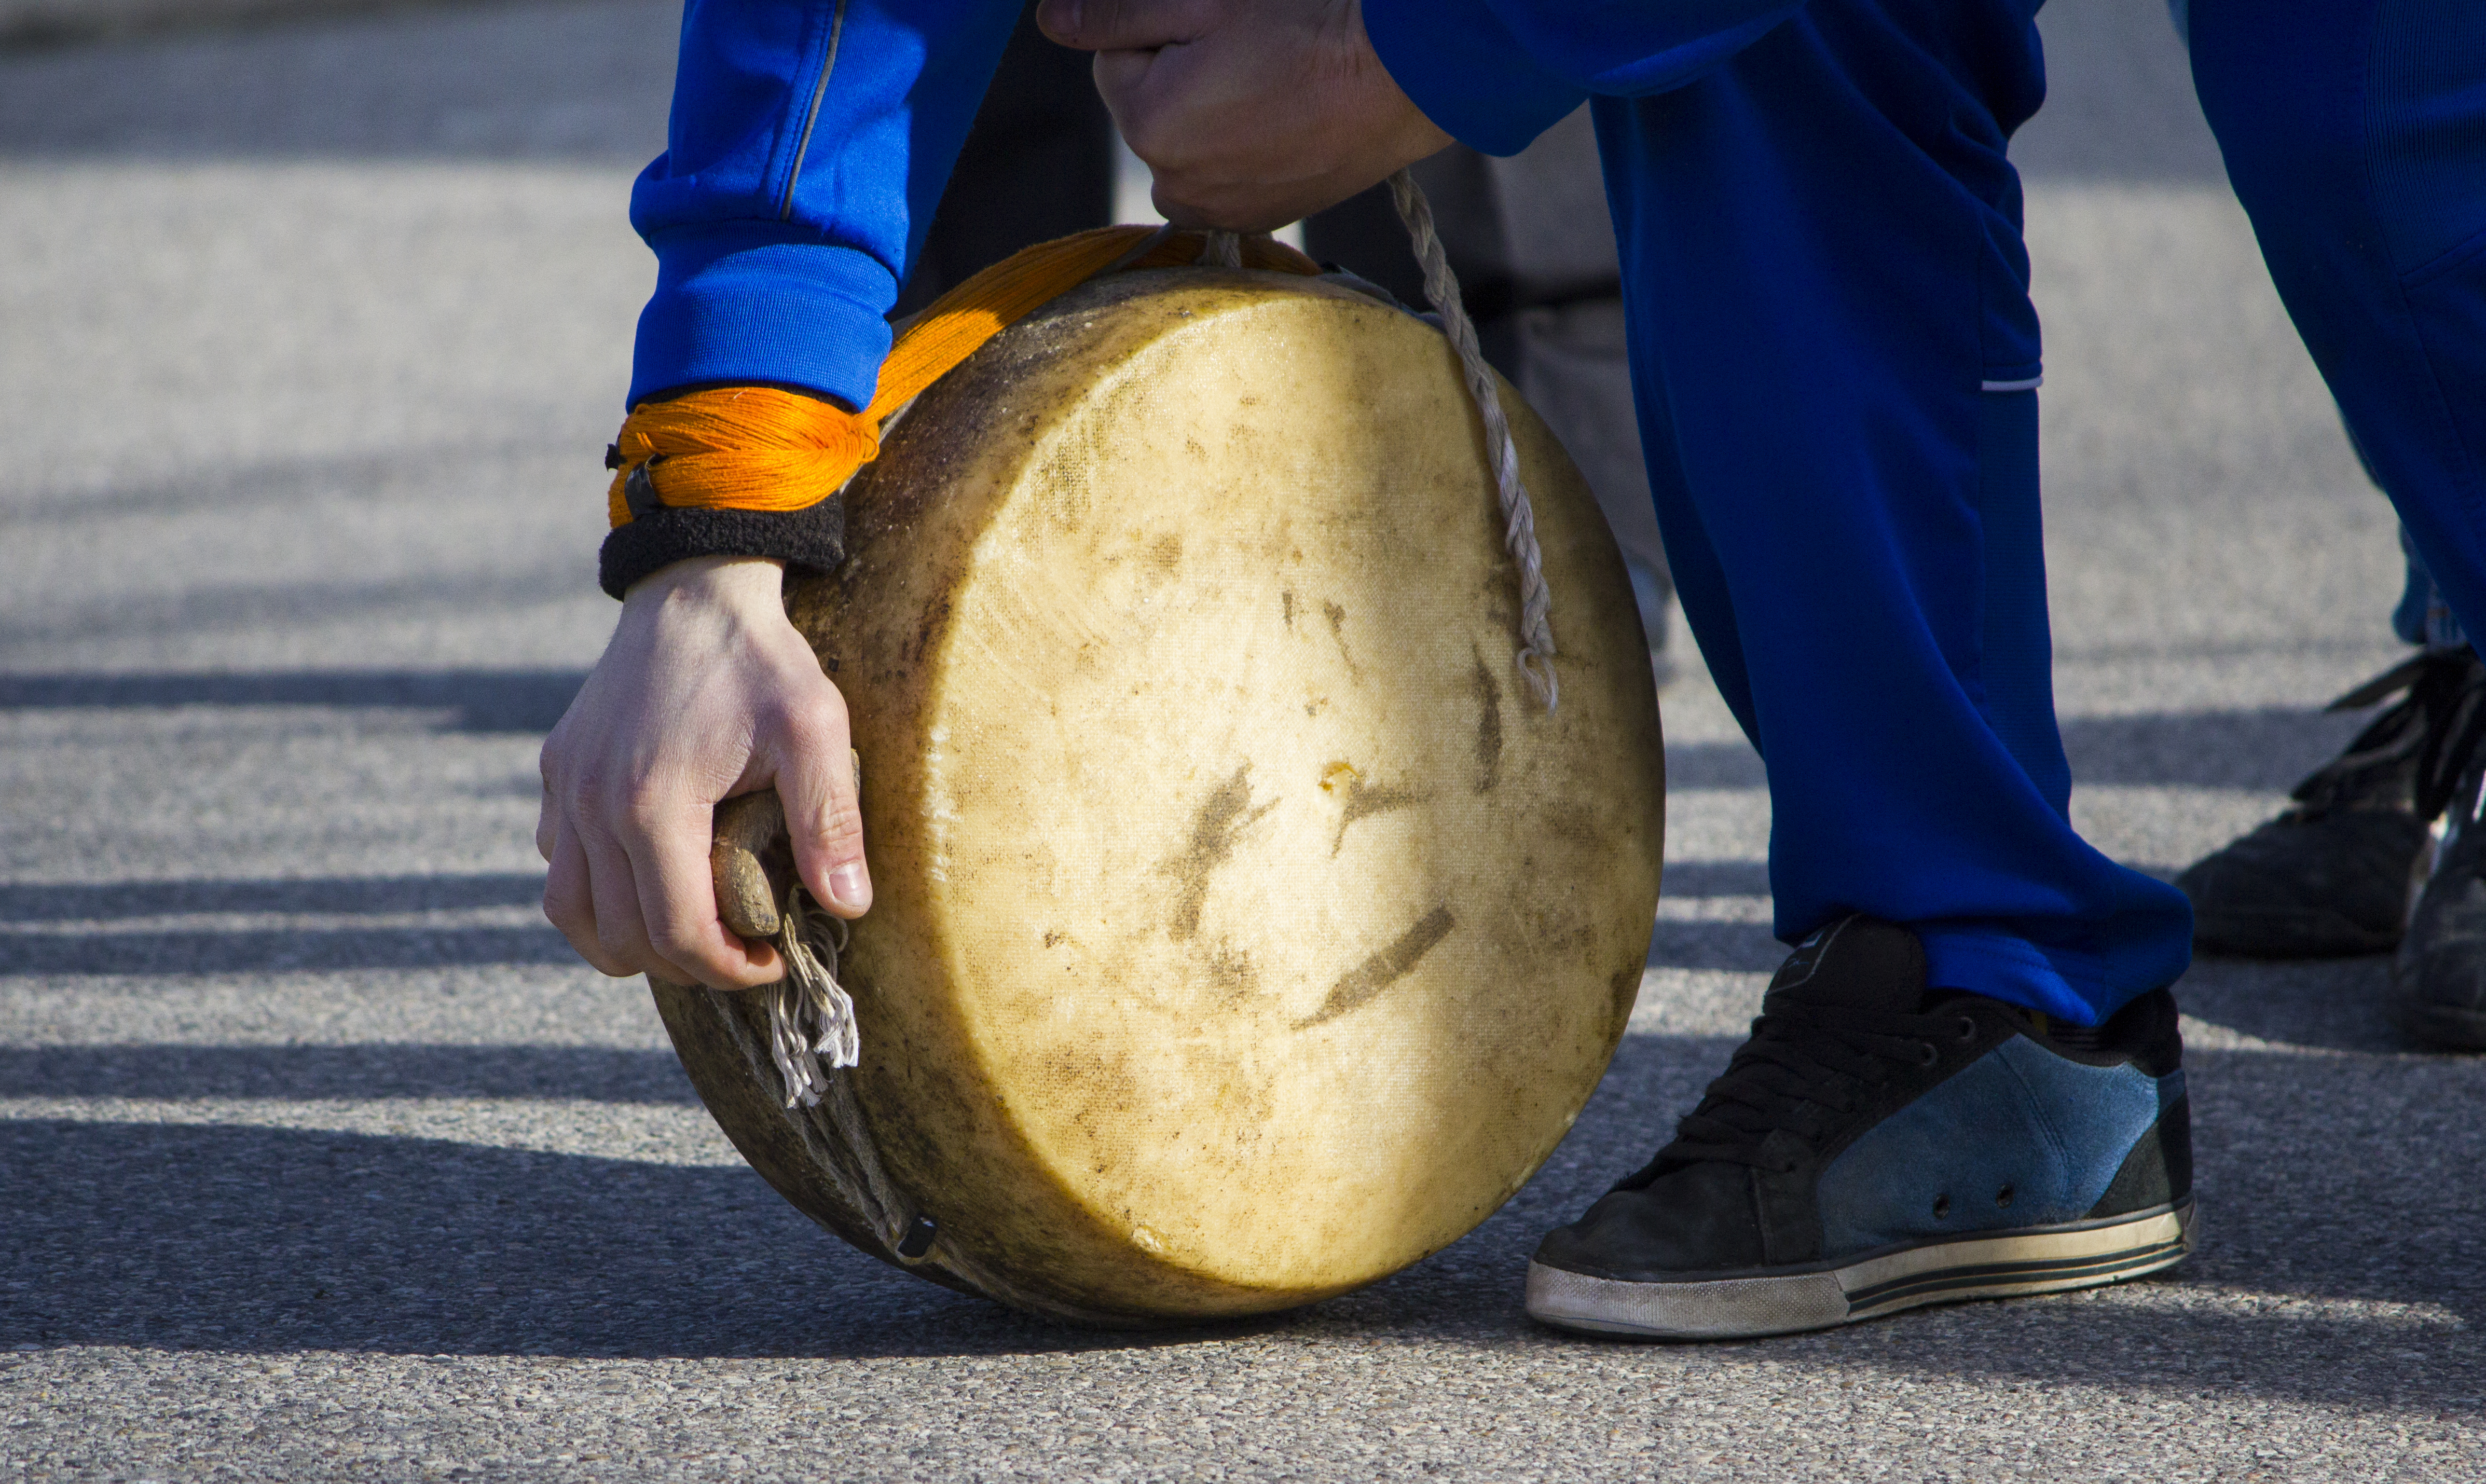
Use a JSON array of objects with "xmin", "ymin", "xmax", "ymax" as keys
[
  {"xmin": 1667, "ymin": 706, "xmax": 2360, "ymax": 795},
  {"xmin": 1650, "ymin": 860, "xmax": 1771, "ymax": 899},
  {"xmin": 0, "ymin": 873, "xmax": 546, "ymax": 920},
  {"xmin": 2058, "ymin": 707, "xmax": 2363, "ymax": 791},
  {"xmin": 0, "ymin": 1043, "xmax": 693, "ymax": 1102},
  {"xmin": 0, "ymin": 1119, "xmax": 1263, "ymax": 1364},
  {"xmin": 5, "ymin": 1035, "xmax": 2480, "ymax": 1420},
  {"xmin": 0, "ymin": 670, "xmax": 584, "ymax": 733},
  {"xmin": 0, "ymin": 868, "xmax": 573, "ymax": 973},
  {"xmin": 2177, "ymin": 952, "xmax": 2425, "ymax": 1055},
  {"xmin": 1646, "ymin": 917, "xmax": 1785, "ymax": 975},
  {"xmin": 0, "ymin": 923, "xmax": 574, "ymax": 975},
  {"xmin": 0, "ymin": 569, "xmax": 596, "ymax": 660},
  {"xmin": 1640, "ymin": 866, "xmax": 2440, "ymax": 1054}
]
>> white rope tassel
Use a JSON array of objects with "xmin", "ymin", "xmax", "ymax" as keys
[
  {"xmin": 1199, "ymin": 228, "xmax": 1245, "ymax": 268},
  {"xmin": 763, "ymin": 886, "xmax": 859, "ymax": 1108},
  {"xmin": 1386, "ymin": 169, "xmax": 1560, "ymax": 711}
]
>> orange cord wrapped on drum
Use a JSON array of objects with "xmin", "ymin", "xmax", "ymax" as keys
[{"xmin": 607, "ymin": 226, "xmax": 1321, "ymax": 528}]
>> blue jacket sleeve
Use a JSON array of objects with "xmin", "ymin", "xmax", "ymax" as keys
[
  {"xmin": 1363, "ymin": 0, "xmax": 1809, "ymax": 156},
  {"xmin": 626, "ymin": 0, "xmax": 1022, "ymax": 410}
]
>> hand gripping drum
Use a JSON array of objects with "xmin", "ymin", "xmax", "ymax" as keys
[{"xmin": 650, "ymin": 245, "xmax": 1666, "ymax": 1326}]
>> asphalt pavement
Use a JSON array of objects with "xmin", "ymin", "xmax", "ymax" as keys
[{"xmin": 3, "ymin": 0, "xmax": 2483, "ymax": 1478}]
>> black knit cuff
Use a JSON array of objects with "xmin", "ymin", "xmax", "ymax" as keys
[{"xmin": 598, "ymin": 501, "xmax": 847, "ymax": 600}]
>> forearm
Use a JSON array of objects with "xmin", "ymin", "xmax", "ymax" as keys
[
  {"xmin": 628, "ymin": 0, "xmax": 1025, "ymax": 411},
  {"xmin": 609, "ymin": 1, "xmax": 1022, "ymax": 596}
]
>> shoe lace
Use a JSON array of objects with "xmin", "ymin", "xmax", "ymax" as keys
[
  {"xmin": 2291, "ymin": 648, "xmax": 2486, "ymax": 821},
  {"xmin": 1653, "ymin": 1001, "xmax": 1968, "ymax": 1173}
]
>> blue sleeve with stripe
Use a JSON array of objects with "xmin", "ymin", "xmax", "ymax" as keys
[
  {"xmin": 626, "ymin": 0, "xmax": 1022, "ymax": 410},
  {"xmin": 1363, "ymin": 0, "xmax": 1810, "ymax": 156}
]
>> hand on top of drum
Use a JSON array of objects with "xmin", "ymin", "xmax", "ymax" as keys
[
  {"xmin": 537, "ymin": 555, "xmax": 871, "ymax": 991},
  {"xmin": 1037, "ymin": 0, "xmax": 1451, "ymax": 233}
]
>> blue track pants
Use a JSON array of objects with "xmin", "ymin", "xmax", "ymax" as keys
[
  {"xmin": 1594, "ymin": 0, "xmax": 2195, "ymax": 1023},
  {"xmin": 2190, "ymin": 0, "xmax": 2486, "ymax": 657}
]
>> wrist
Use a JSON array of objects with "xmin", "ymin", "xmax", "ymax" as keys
[
  {"xmin": 624, "ymin": 555, "xmax": 787, "ymax": 604},
  {"xmin": 1362, "ymin": 0, "xmax": 1584, "ymax": 156},
  {"xmin": 599, "ymin": 498, "xmax": 845, "ymax": 600}
]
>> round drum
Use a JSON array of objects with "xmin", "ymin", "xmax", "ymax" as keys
[{"xmin": 651, "ymin": 267, "xmax": 1665, "ymax": 1325}]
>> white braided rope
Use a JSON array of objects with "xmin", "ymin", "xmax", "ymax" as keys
[
  {"xmin": 1385, "ymin": 169, "xmax": 1560, "ymax": 710},
  {"xmin": 741, "ymin": 881, "xmax": 1111, "ymax": 1318},
  {"xmin": 763, "ymin": 886, "xmax": 858, "ymax": 1108}
]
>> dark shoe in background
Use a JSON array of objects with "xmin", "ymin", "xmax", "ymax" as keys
[
  {"xmin": 2177, "ymin": 648, "xmax": 2486, "ymax": 958},
  {"xmin": 1526, "ymin": 916, "xmax": 2194, "ymax": 1340},
  {"xmin": 2395, "ymin": 746, "xmax": 2486, "ymax": 1049}
]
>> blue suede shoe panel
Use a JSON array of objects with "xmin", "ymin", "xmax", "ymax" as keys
[{"xmin": 1815, "ymin": 1038, "xmax": 2169, "ymax": 1258}]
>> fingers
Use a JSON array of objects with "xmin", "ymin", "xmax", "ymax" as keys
[
  {"xmin": 1036, "ymin": 0, "xmax": 1212, "ymax": 51},
  {"xmin": 543, "ymin": 790, "xmax": 784, "ymax": 990},
  {"xmin": 626, "ymin": 797, "xmax": 785, "ymax": 990},
  {"xmin": 775, "ymin": 703, "xmax": 872, "ymax": 919},
  {"xmin": 579, "ymin": 819, "xmax": 660, "ymax": 978},
  {"xmin": 542, "ymin": 820, "xmax": 629, "ymax": 977}
]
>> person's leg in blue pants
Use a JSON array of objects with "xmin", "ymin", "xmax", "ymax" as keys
[
  {"xmin": 2192, "ymin": 0, "xmax": 2486, "ymax": 649},
  {"xmin": 1596, "ymin": 2, "xmax": 2193, "ymax": 1022},
  {"xmin": 2185, "ymin": 0, "xmax": 2486, "ymax": 1045},
  {"xmin": 1525, "ymin": 0, "xmax": 2199, "ymax": 1339}
]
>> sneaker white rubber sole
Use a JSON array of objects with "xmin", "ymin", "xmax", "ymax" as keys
[{"xmin": 1526, "ymin": 1199, "xmax": 2196, "ymax": 1340}]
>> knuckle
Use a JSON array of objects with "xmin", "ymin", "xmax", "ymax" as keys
[
  {"xmin": 642, "ymin": 913, "xmax": 706, "ymax": 964},
  {"xmin": 815, "ymin": 681, "xmax": 852, "ymax": 727},
  {"xmin": 562, "ymin": 771, "xmax": 610, "ymax": 822},
  {"xmin": 817, "ymin": 794, "xmax": 867, "ymax": 848},
  {"xmin": 777, "ymin": 685, "xmax": 848, "ymax": 741},
  {"xmin": 774, "ymin": 713, "xmax": 832, "ymax": 759},
  {"xmin": 616, "ymin": 793, "xmax": 681, "ymax": 839}
]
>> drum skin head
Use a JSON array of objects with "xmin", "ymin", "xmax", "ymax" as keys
[{"xmin": 656, "ymin": 269, "xmax": 1665, "ymax": 1324}]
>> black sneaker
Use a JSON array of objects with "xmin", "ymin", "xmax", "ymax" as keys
[
  {"xmin": 2394, "ymin": 749, "xmax": 2486, "ymax": 1049},
  {"xmin": 1526, "ymin": 916, "xmax": 2195, "ymax": 1340},
  {"xmin": 2177, "ymin": 648, "xmax": 2486, "ymax": 957}
]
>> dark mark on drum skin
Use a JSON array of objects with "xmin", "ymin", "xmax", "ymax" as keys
[
  {"xmin": 901, "ymin": 597, "xmax": 954, "ymax": 666},
  {"xmin": 1205, "ymin": 940, "xmax": 1258, "ymax": 998},
  {"xmin": 1281, "ymin": 589, "xmax": 1295, "ymax": 628},
  {"xmin": 1163, "ymin": 763, "xmax": 1279, "ymax": 941},
  {"xmin": 1321, "ymin": 763, "xmax": 1426, "ymax": 856},
  {"xmin": 1295, "ymin": 906, "xmax": 1455, "ymax": 1029},
  {"xmin": 1322, "ymin": 601, "xmax": 1361, "ymax": 677},
  {"xmin": 1471, "ymin": 644, "xmax": 1503, "ymax": 794}
]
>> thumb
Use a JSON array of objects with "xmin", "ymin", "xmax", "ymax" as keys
[{"xmin": 780, "ymin": 740, "xmax": 872, "ymax": 918}]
